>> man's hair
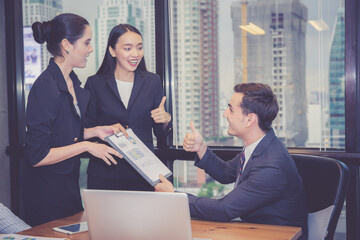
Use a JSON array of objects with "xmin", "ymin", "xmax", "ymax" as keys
[{"xmin": 234, "ymin": 83, "xmax": 279, "ymax": 132}]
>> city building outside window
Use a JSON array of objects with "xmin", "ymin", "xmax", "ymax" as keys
[{"xmin": 169, "ymin": 0, "xmax": 345, "ymax": 238}]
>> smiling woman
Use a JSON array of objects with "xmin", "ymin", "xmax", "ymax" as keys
[
  {"xmin": 21, "ymin": 13, "xmax": 123, "ymax": 227},
  {"xmin": 84, "ymin": 24, "xmax": 172, "ymax": 192}
]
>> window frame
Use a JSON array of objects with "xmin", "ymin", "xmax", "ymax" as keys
[
  {"xmin": 154, "ymin": 0, "xmax": 360, "ymax": 239},
  {"xmin": 3, "ymin": 0, "xmax": 360, "ymax": 238}
]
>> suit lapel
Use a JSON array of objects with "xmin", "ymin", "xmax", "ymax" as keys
[
  {"xmin": 52, "ymin": 66, "xmax": 83, "ymax": 119},
  {"xmin": 75, "ymin": 85, "xmax": 90, "ymax": 118},
  {"xmin": 238, "ymin": 129, "xmax": 276, "ymax": 181},
  {"xmin": 52, "ymin": 63, "xmax": 68, "ymax": 93},
  {"xmin": 106, "ymin": 74, "xmax": 126, "ymax": 109},
  {"xmin": 240, "ymin": 155, "xmax": 254, "ymax": 182},
  {"xmin": 127, "ymin": 71, "xmax": 145, "ymax": 110},
  {"xmin": 106, "ymin": 74, "xmax": 121, "ymax": 101}
]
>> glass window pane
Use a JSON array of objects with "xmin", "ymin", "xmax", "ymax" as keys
[
  {"xmin": 170, "ymin": 0, "xmax": 345, "ymax": 150},
  {"xmin": 170, "ymin": 0, "xmax": 346, "ymax": 238},
  {"xmin": 173, "ymin": 160, "xmax": 234, "ymax": 197},
  {"xmin": 23, "ymin": 0, "xmax": 155, "ymax": 105}
]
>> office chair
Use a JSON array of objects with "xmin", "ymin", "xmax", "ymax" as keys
[{"xmin": 291, "ymin": 154, "xmax": 349, "ymax": 240}]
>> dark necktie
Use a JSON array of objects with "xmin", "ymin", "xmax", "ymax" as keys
[
  {"xmin": 234, "ymin": 150, "xmax": 246, "ymax": 187},
  {"xmin": 239, "ymin": 151, "xmax": 246, "ymax": 176}
]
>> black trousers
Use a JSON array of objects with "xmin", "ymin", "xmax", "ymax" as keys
[{"xmin": 21, "ymin": 165, "xmax": 83, "ymax": 227}]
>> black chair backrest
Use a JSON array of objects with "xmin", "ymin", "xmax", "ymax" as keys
[{"xmin": 291, "ymin": 154, "xmax": 349, "ymax": 240}]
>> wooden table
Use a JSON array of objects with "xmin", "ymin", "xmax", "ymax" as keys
[{"xmin": 19, "ymin": 212, "xmax": 302, "ymax": 240}]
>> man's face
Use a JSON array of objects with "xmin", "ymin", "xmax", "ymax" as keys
[{"xmin": 223, "ymin": 92, "xmax": 249, "ymax": 137}]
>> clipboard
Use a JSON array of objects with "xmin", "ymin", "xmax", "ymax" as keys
[{"xmin": 105, "ymin": 128, "xmax": 172, "ymax": 186}]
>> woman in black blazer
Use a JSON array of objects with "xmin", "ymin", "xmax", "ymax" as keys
[
  {"xmin": 21, "ymin": 14, "xmax": 122, "ymax": 227},
  {"xmin": 85, "ymin": 24, "xmax": 171, "ymax": 191}
]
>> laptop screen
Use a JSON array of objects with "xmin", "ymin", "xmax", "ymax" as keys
[{"xmin": 82, "ymin": 189, "xmax": 193, "ymax": 240}]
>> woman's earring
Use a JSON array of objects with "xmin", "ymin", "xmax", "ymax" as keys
[{"xmin": 66, "ymin": 50, "xmax": 70, "ymax": 54}]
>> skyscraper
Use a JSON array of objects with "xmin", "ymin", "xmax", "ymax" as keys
[
  {"xmin": 170, "ymin": 0, "xmax": 219, "ymax": 187},
  {"xmin": 329, "ymin": 1, "xmax": 345, "ymax": 148},
  {"xmin": 171, "ymin": 0, "xmax": 219, "ymax": 145},
  {"xmin": 231, "ymin": 0, "xmax": 308, "ymax": 146},
  {"xmin": 95, "ymin": 0, "xmax": 155, "ymax": 72},
  {"xmin": 200, "ymin": 0, "xmax": 219, "ymax": 140},
  {"xmin": 22, "ymin": 0, "xmax": 63, "ymax": 71}
]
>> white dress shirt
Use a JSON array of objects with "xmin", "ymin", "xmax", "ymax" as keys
[
  {"xmin": 243, "ymin": 134, "xmax": 265, "ymax": 171},
  {"xmin": 116, "ymin": 79, "xmax": 134, "ymax": 109}
]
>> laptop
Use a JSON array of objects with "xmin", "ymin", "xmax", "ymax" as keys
[{"xmin": 82, "ymin": 189, "xmax": 193, "ymax": 240}]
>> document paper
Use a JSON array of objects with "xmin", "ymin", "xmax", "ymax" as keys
[{"xmin": 105, "ymin": 129, "xmax": 172, "ymax": 186}]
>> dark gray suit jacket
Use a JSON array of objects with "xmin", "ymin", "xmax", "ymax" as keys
[{"xmin": 188, "ymin": 129, "xmax": 308, "ymax": 236}]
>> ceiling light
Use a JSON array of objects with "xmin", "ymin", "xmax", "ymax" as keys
[
  {"xmin": 239, "ymin": 22, "xmax": 266, "ymax": 35},
  {"xmin": 308, "ymin": 19, "xmax": 329, "ymax": 31}
]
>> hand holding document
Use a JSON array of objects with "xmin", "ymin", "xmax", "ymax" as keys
[{"xmin": 105, "ymin": 129, "xmax": 172, "ymax": 186}]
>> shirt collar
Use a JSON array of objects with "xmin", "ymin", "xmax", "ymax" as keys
[
  {"xmin": 48, "ymin": 58, "xmax": 81, "ymax": 92},
  {"xmin": 244, "ymin": 134, "xmax": 266, "ymax": 162}
]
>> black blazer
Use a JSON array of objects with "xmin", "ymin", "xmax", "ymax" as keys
[
  {"xmin": 188, "ymin": 129, "xmax": 308, "ymax": 236},
  {"xmin": 21, "ymin": 59, "xmax": 89, "ymax": 226},
  {"xmin": 84, "ymin": 70, "xmax": 170, "ymax": 180},
  {"xmin": 24, "ymin": 58, "xmax": 90, "ymax": 174}
]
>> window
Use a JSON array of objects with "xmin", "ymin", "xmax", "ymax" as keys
[
  {"xmin": 171, "ymin": 0, "xmax": 345, "ymax": 149},
  {"xmin": 22, "ymin": 0, "xmax": 156, "ymax": 96},
  {"xmin": 169, "ymin": 0, "xmax": 346, "ymax": 237}
]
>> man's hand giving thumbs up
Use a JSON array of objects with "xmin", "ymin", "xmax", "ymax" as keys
[{"xmin": 183, "ymin": 121, "xmax": 207, "ymax": 159}]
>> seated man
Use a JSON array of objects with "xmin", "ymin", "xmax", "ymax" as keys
[
  {"xmin": 0, "ymin": 203, "xmax": 30, "ymax": 234},
  {"xmin": 155, "ymin": 83, "xmax": 308, "ymax": 238}
]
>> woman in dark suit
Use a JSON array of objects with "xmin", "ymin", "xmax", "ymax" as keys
[
  {"xmin": 21, "ymin": 13, "xmax": 123, "ymax": 227},
  {"xmin": 85, "ymin": 24, "xmax": 171, "ymax": 191}
]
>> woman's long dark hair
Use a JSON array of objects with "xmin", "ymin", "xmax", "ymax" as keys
[
  {"xmin": 96, "ymin": 24, "xmax": 147, "ymax": 76},
  {"xmin": 32, "ymin": 13, "xmax": 89, "ymax": 57}
]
